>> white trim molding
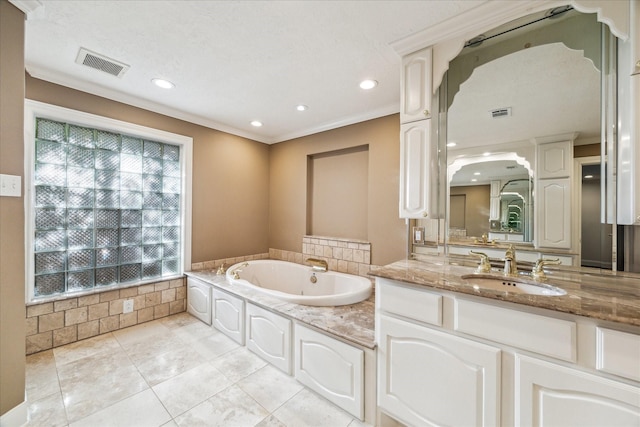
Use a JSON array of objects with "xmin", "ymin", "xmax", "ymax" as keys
[
  {"xmin": 0, "ymin": 399, "xmax": 27, "ymax": 427},
  {"xmin": 24, "ymin": 99, "xmax": 193, "ymax": 302}
]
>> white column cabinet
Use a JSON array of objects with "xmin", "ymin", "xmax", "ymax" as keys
[
  {"xmin": 378, "ymin": 315, "xmax": 501, "ymax": 427},
  {"xmin": 536, "ymin": 140, "xmax": 573, "ymax": 249},
  {"xmin": 399, "ymin": 120, "xmax": 431, "ymax": 218},
  {"xmin": 516, "ymin": 355, "xmax": 640, "ymax": 426},
  {"xmin": 400, "ymin": 47, "xmax": 432, "ymax": 124}
]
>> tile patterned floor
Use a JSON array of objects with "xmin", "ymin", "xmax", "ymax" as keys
[{"xmin": 25, "ymin": 312, "xmax": 367, "ymax": 427}]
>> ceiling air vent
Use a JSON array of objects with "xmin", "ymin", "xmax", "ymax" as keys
[
  {"xmin": 75, "ymin": 48, "xmax": 129, "ymax": 78},
  {"xmin": 490, "ymin": 107, "xmax": 512, "ymax": 118}
]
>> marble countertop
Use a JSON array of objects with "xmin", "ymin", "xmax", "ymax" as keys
[
  {"xmin": 186, "ymin": 271, "xmax": 375, "ymax": 349},
  {"xmin": 369, "ymin": 256, "xmax": 640, "ymax": 327}
]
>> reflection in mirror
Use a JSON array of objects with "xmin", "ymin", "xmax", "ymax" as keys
[{"xmin": 411, "ymin": 7, "xmax": 620, "ymax": 270}]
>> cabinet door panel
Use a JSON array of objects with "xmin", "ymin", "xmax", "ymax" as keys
[
  {"xmin": 211, "ymin": 288, "xmax": 244, "ymax": 344},
  {"xmin": 294, "ymin": 324, "xmax": 364, "ymax": 419},
  {"xmin": 516, "ymin": 355, "xmax": 640, "ymax": 426},
  {"xmin": 401, "ymin": 47, "xmax": 432, "ymax": 123},
  {"xmin": 187, "ymin": 277, "xmax": 211, "ymax": 325},
  {"xmin": 246, "ymin": 303, "xmax": 291, "ymax": 374},
  {"xmin": 537, "ymin": 177, "xmax": 571, "ymax": 248},
  {"xmin": 378, "ymin": 315, "xmax": 500, "ymax": 427},
  {"xmin": 399, "ymin": 120, "xmax": 431, "ymax": 218}
]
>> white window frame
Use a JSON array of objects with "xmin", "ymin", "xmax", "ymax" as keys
[{"xmin": 24, "ymin": 100, "xmax": 193, "ymax": 302}]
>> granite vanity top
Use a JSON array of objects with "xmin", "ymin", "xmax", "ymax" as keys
[
  {"xmin": 369, "ymin": 256, "xmax": 640, "ymax": 327},
  {"xmin": 186, "ymin": 271, "xmax": 375, "ymax": 349},
  {"xmin": 447, "ymin": 240, "xmax": 577, "ymax": 254}
]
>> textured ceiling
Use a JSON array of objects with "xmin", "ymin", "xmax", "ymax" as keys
[{"xmin": 18, "ymin": 0, "xmax": 486, "ymax": 144}]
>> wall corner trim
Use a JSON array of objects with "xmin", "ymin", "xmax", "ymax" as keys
[
  {"xmin": 0, "ymin": 399, "xmax": 27, "ymax": 427},
  {"xmin": 8, "ymin": 0, "xmax": 43, "ymax": 19}
]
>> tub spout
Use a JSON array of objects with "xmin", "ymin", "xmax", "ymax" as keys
[
  {"xmin": 229, "ymin": 262, "xmax": 248, "ymax": 279},
  {"xmin": 306, "ymin": 258, "xmax": 328, "ymax": 272}
]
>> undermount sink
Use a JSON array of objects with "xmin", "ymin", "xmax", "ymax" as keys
[{"xmin": 460, "ymin": 275, "xmax": 567, "ymax": 296}]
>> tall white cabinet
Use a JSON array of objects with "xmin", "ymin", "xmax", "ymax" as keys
[
  {"xmin": 399, "ymin": 47, "xmax": 434, "ymax": 219},
  {"xmin": 536, "ymin": 140, "xmax": 573, "ymax": 249}
]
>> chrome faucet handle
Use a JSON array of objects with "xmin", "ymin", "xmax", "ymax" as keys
[
  {"xmin": 532, "ymin": 258, "xmax": 561, "ymax": 280},
  {"xmin": 469, "ymin": 250, "xmax": 491, "ymax": 273}
]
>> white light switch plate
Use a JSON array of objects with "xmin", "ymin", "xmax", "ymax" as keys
[{"xmin": 0, "ymin": 174, "xmax": 21, "ymax": 197}]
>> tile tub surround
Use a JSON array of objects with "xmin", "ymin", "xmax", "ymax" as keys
[
  {"xmin": 24, "ymin": 313, "xmax": 363, "ymax": 426},
  {"xmin": 186, "ymin": 272, "xmax": 375, "ymax": 349},
  {"xmin": 190, "ymin": 236, "xmax": 376, "ymax": 279},
  {"xmin": 26, "ymin": 278, "xmax": 186, "ymax": 355},
  {"xmin": 369, "ymin": 256, "xmax": 640, "ymax": 327}
]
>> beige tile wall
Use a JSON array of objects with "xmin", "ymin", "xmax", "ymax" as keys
[
  {"xmin": 191, "ymin": 237, "xmax": 375, "ymax": 279},
  {"xmin": 25, "ymin": 278, "xmax": 186, "ymax": 355}
]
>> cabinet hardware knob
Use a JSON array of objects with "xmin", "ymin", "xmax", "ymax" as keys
[
  {"xmin": 423, "ymin": 109, "xmax": 430, "ymax": 117},
  {"xmin": 422, "ymin": 212, "xmax": 428, "ymax": 217}
]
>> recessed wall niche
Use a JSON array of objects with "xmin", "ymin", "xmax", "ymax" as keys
[{"xmin": 307, "ymin": 145, "xmax": 369, "ymax": 240}]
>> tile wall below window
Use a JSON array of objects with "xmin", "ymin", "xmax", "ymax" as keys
[{"xmin": 25, "ymin": 278, "xmax": 186, "ymax": 355}]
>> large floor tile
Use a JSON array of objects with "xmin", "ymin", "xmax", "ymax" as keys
[
  {"xmin": 152, "ymin": 362, "xmax": 232, "ymax": 418},
  {"xmin": 69, "ymin": 389, "xmax": 171, "ymax": 427},
  {"xmin": 121, "ymin": 331, "xmax": 185, "ymax": 363},
  {"xmin": 26, "ymin": 350, "xmax": 60, "ymax": 402},
  {"xmin": 26, "ymin": 392, "xmax": 67, "ymax": 427},
  {"xmin": 58, "ymin": 350, "xmax": 148, "ymax": 422},
  {"xmin": 210, "ymin": 347, "xmax": 268, "ymax": 382},
  {"xmin": 255, "ymin": 414, "xmax": 287, "ymax": 427},
  {"xmin": 53, "ymin": 333, "xmax": 121, "ymax": 366},
  {"xmin": 134, "ymin": 344, "xmax": 207, "ymax": 386},
  {"xmin": 172, "ymin": 320, "xmax": 217, "ymax": 343},
  {"xmin": 174, "ymin": 385, "xmax": 269, "ymax": 427},
  {"xmin": 272, "ymin": 388, "xmax": 354, "ymax": 427},
  {"xmin": 189, "ymin": 330, "xmax": 241, "ymax": 360},
  {"xmin": 112, "ymin": 320, "xmax": 171, "ymax": 348},
  {"xmin": 237, "ymin": 364, "xmax": 303, "ymax": 412},
  {"xmin": 159, "ymin": 312, "xmax": 200, "ymax": 330}
]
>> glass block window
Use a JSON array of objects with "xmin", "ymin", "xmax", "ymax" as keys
[{"xmin": 33, "ymin": 118, "xmax": 182, "ymax": 298}]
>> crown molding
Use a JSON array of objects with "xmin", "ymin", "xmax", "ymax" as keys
[{"xmin": 8, "ymin": 0, "xmax": 44, "ymax": 19}]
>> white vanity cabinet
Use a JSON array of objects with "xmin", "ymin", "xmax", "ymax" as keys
[
  {"xmin": 375, "ymin": 277, "xmax": 640, "ymax": 427},
  {"xmin": 211, "ymin": 287, "xmax": 245, "ymax": 345},
  {"xmin": 400, "ymin": 47, "xmax": 432, "ymax": 124},
  {"xmin": 187, "ymin": 277, "xmax": 211, "ymax": 325},
  {"xmin": 246, "ymin": 303, "xmax": 292, "ymax": 374},
  {"xmin": 378, "ymin": 314, "xmax": 501, "ymax": 426},
  {"xmin": 515, "ymin": 355, "xmax": 640, "ymax": 426}
]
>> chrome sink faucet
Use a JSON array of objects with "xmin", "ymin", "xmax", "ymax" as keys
[{"xmin": 503, "ymin": 245, "xmax": 518, "ymax": 277}]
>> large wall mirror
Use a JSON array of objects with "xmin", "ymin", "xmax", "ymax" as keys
[{"xmin": 412, "ymin": 6, "xmax": 619, "ymax": 270}]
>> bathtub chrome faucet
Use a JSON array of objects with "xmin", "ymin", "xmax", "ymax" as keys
[{"xmin": 306, "ymin": 258, "xmax": 328, "ymax": 272}]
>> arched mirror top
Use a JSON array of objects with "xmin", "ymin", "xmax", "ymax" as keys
[
  {"xmin": 448, "ymin": 153, "xmax": 532, "ymax": 185},
  {"xmin": 390, "ymin": 1, "xmax": 630, "ymax": 92}
]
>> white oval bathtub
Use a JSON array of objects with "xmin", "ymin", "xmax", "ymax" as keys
[{"xmin": 226, "ymin": 260, "xmax": 372, "ymax": 306}]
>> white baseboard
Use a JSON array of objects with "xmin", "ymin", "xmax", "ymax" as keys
[{"xmin": 0, "ymin": 400, "xmax": 27, "ymax": 427}]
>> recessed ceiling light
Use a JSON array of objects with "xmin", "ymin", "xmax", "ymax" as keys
[
  {"xmin": 296, "ymin": 105, "xmax": 308, "ymax": 111},
  {"xmin": 474, "ymin": 172, "xmax": 481, "ymax": 176},
  {"xmin": 584, "ymin": 174, "xmax": 594, "ymax": 179},
  {"xmin": 483, "ymin": 152, "xmax": 491, "ymax": 156},
  {"xmin": 446, "ymin": 142, "xmax": 457, "ymax": 147},
  {"xmin": 152, "ymin": 78, "xmax": 175, "ymax": 89},
  {"xmin": 251, "ymin": 120, "xmax": 263, "ymax": 127},
  {"xmin": 471, "ymin": 179, "xmax": 478, "ymax": 182},
  {"xmin": 359, "ymin": 79, "xmax": 378, "ymax": 90}
]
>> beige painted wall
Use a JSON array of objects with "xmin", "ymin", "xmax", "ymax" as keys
[
  {"xmin": 309, "ymin": 146, "xmax": 368, "ymax": 240},
  {"xmin": 26, "ymin": 76, "xmax": 271, "ymax": 263},
  {"xmin": 450, "ymin": 185, "xmax": 490, "ymax": 238},
  {"xmin": 269, "ymin": 115, "xmax": 406, "ymax": 266},
  {"xmin": 0, "ymin": 0, "xmax": 26, "ymax": 416}
]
